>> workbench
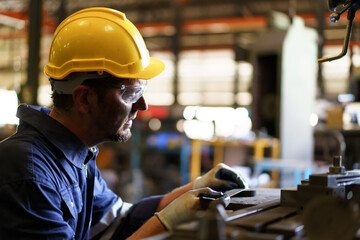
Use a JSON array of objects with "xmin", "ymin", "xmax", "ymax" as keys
[
  {"xmin": 146, "ymin": 188, "xmax": 290, "ymax": 240},
  {"xmin": 147, "ymin": 183, "xmax": 360, "ymax": 240}
]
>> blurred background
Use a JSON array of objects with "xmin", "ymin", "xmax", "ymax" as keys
[{"xmin": 0, "ymin": 0, "xmax": 360, "ymax": 202}]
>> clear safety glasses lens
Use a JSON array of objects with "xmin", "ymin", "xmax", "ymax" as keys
[
  {"xmin": 120, "ymin": 84, "xmax": 146, "ymax": 104},
  {"xmin": 80, "ymin": 78, "xmax": 147, "ymax": 104}
]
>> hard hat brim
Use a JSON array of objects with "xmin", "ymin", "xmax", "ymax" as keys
[
  {"xmin": 45, "ymin": 57, "xmax": 165, "ymax": 80},
  {"xmin": 127, "ymin": 57, "xmax": 165, "ymax": 80}
]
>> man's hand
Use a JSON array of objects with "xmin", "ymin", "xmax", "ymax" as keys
[
  {"xmin": 155, "ymin": 188, "xmax": 227, "ymax": 231},
  {"xmin": 193, "ymin": 163, "xmax": 247, "ymax": 191}
]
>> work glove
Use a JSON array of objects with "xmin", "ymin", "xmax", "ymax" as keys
[
  {"xmin": 155, "ymin": 188, "xmax": 228, "ymax": 231},
  {"xmin": 193, "ymin": 163, "xmax": 247, "ymax": 192}
]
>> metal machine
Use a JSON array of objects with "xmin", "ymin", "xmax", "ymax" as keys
[
  {"xmin": 147, "ymin": 1, "xmax": 360, "ymax": 239},
  {"xmin": 151, "ymin": 156, "xmax": 360, "ymax": 240},
  {"xmin": 319, "ymin": 0, "xmax": 360, "ymax": 62}
]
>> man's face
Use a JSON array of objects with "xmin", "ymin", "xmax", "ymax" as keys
[{"xmin": 90, "ymin": 78, "xmax": 148, "ymax": 143}]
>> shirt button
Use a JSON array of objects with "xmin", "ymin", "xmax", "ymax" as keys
[{"xmin": 90, "ymin": 147, "xmax": 97, "ymax": 153}]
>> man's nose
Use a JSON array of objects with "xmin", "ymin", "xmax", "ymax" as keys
[{"xmin": 132, "ymin": 96, "xmax": 148, "ymax": 111}]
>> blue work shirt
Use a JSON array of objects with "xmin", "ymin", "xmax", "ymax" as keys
[{"xmin": 0, "ymin": 104, "xmax": 162, "ymax": 239}]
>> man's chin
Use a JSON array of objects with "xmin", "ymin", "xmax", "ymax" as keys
[{"xmin": 110, "ymin": 132, "xmax": 131, "ymax": 143}]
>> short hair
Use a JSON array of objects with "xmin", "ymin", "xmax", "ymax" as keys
[
  {"xmin": 51, "ymin": 92, "xmax": 74, "ymax": 111},
  {"xmin": 51, "ymin": 77, "xmax": 109, "ymax": 111}
]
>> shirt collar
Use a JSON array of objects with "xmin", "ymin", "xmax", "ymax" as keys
[{"xmin": 16, "ymin": 104, "xmax": 97, "ymax": 168}]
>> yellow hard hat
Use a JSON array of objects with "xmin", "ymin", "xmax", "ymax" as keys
[{"xmin": 44, "ymin": 7, "xmax": 165, "ymax": 80}]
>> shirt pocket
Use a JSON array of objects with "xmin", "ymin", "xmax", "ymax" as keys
[{"xmin": 60, "ymin": 183, "xmax": 83, "ymax": 220}]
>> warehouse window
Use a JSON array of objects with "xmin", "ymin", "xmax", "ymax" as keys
[
  {"xmin": 143, "ymin": 51, "xmax": 175, "ymax": 106},
  {"xmin": 178, "ymin": 49, "xmax": 237, "ymax": 106},
  {"xmin": 144, "ymin": 49, "xmax": 253, "ymax": 107},
  {"xmin": 236, "ymin": 61, "xmax": 253, "ymax": 106}
]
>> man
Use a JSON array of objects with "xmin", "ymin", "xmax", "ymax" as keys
[{"xmin": 0, "ymin": 7, "xmax": 246, "ymax": 239}]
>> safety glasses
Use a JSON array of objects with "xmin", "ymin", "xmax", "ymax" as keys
[
  {"xmin": 114, "ymin": 83, "xmax": 147, "ymax": 104},
  {"xmin": 82, "ymin": 78, "xmax": 147, "ymax": 104}
]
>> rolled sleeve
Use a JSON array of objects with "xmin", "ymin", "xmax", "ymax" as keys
[{"xmin": 110, "ymin": 195, "xmax": 164, "ymax": 240}]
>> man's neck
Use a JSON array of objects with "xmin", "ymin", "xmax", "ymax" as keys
[{"xmin": 49, "ymin": 108, "xmax": 94, "ymax": 147}]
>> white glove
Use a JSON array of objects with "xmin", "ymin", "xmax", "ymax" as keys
[
  {"xmin": 155, "ymin": 188, "xmax": 227, "ymax": 231},
  {"xmin": 193, "ymin": 163, "xmax": 247, "ymax": 191}
]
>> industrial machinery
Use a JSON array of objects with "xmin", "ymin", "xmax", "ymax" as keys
[
  {"xmin": 145, "ymin": 1, "xmax": 360, "ymax": 239},
  {"xmin": 150, "ymin": 156, "xmax": 360, "ymax": 240},
  {"xmin": 319, "ymin": 0, "xmax": 360, "ymax": 62}
]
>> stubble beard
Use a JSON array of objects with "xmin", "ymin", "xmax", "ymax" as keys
[
  {"xmin": 110, "ymin": 132, "xmax": 131, "ymax": 143},
  {"xmin": 110, "ymin": 117, "xmax": 133, "ymax": 143}
]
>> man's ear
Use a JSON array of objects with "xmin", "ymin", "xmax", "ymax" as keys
[{"xmin": 72, "ymin": 86, "xmax": 97, "ymax": 114}]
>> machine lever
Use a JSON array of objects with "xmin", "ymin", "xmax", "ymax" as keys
[{"xmin": 318, "ymin": 0, "xmax": 360, "ymax": 62}]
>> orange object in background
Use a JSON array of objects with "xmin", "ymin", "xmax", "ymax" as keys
[
  {"xmin": 326, "ymin": 105, "xmax": 343, "ymax": 128},
  {"xmin": 96, "ymin": 145, "xmax": 115, "ymax": 169}
]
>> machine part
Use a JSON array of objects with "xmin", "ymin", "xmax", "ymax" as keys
[
  {"xmin": 172, "ymin": 222, "xmax": 284, "ymax": 240},
  {"xmin": 226, "ymin": 199, "xmax": 280, "ymax": 222},
  {"xmin": 228, "ymin": 188, "xmax": 280, "ymax": 210},
  {"xmin": 303, "ymin": 195, "xmax": 360, "ymax": 240},
  {"xmin": 318, "ymin": 0, "xmax": 359, "ymax": 62},
  {"xmin": 346, "ymin": 184, "xmax": 360, "ymax": 202},
  {"xmin": 329, "ymin": 1, "xmax": 352, "ymax": 22},
  {"xmin": 329, "ymin": 155, "xmax": 345, "ymax": 174},
  {"xmin": 265, "ymin": 214, "xmax": 304, "ymax": 238},
  {"xmin": 229, "ymin": 206, "xmax": 297, "ymax": 232},
  {"xmin": 328, "ymin": 0, "xmax": 347, "ymax": 11},
  {"xmin": 294, "ymin": 156, "xmax": 360, "ymax": 208},
  {"xmin": 280, "ymin": 187, "xmax": 298, "ymax": 207},
  {"xmin": 171, "ymin": 197, "xmax": 284, "ymax": 240},
  {"xmin": 198, "ymin": 192, "xmax": 231, "ymax": 209},
  {"xmin": 297, "ymin": 184, "xmax": 346, "ymax": 208},
  {"xmin": 198, "ymin": 205, "xmax": 227, "ymax": 240},
  {"xmin": 306, "ymin": 170, "xmax": 360, "ymax": 187},
  {"xmin": 44, "ymin": 7, "xmax": 165, "ymax": 80},
  {"xmin": 226, "ymin": 188, "xmax": 256, "ymax": 198},
  {"xmin": 225, "ymin": 229, "xmax": 284, "ymax": 240}
]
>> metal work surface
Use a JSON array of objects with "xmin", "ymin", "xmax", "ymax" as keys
[
  {"xmin": 149, "ymin": 157, "xmax": 360, "ymax": 240},
  {"xmin": 228, "ymin": 188, "xmax": 280, "ymax": 210}
]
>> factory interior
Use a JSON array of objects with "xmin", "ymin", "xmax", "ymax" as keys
[{"xmin": 2, "ymin": 0, "xmax": 360, "ymax": 239}]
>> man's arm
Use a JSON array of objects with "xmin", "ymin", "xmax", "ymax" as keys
[
  {"xmin": 126, "ymin": 182, "xmax": 195, "ymax": 238},
  {"xmin": 114, "ymin": 163, "xmax": 247, "ymax": 239},
  {"xmin": 126, "ymin": 188, "xmax": 225, "ymax": 240},
  {"xmin": 126, "ymin": 216, "xmax": 166, "ymax": 240},
  {"xmin": 156, "ymin": 182, "xmax": 193, "ymax": 211},
  {"xmin": 109, "ymin": 184, "xmax": 194, "ymax": 239}
]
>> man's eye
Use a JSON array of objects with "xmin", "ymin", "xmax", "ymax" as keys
[
  {"xmin": 128, "ymin": 90, "xmax": 137, "ymax": 96},
  {"xmin": 123, "ymin": 92, "xmax": 134, "ymax": 98}
]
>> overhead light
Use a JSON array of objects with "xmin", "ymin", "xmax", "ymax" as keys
[
  {"xmin": 183, "ymin": 106, "xmax": 197, "ymax": 120},
  {"xmin": 309, "ymin": 113, "xmax": 319, "ymax": 127},
  {"xmin": 182, "ymin": 106, "xmax": 252, "ymax": 140},
  {"xmin": 183, "ymin": 119, "xmax": 214, "ymax": 140},
  {"xmin": 148, "ymin": 118, "xmax": 161, "ymax": 131}
]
